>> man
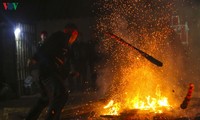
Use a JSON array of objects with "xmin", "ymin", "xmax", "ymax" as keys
[
  {"xmin": 38, "ymin": 31, "xmax": 48, "ymax": 48},
  {"xmin": 25, "ymin": 23, "xmax": 79, "ymax": 120},
  {"xmin": 25, "ymin": 31, "xmax": 48, "ymax": 95},
  {"xmin": 32, "ymin": 31, "xmax": 48, "ymax": 79}
]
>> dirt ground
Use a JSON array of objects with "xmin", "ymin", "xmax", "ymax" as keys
[
  {"xmin": 0, "ymin": 91, "xmax": 102, "ymax": 120},
  {"xmin": 1, "ymin": 92, "xmax": 200, "ymax": 120}
]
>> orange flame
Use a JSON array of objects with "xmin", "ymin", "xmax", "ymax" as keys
[
  {"xmin": 103, "ymin": 85, "xmax": 172, "ymax": 115},
  {"xmin": 95, "ymin": 0, "xmax": 185, "ymax": 116}
]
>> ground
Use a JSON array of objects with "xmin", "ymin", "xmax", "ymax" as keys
[
  {"xmin": 0, "ymin": 91, "xmax": 102, "ymax": 120},
  {"xmin": 1, "ymin": 92, "xmax": 200, "ymax": 120}
]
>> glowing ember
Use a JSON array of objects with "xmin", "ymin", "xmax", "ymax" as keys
[{"xmin": 93, "ymin": 0, "xmax": 190, "ymax": 116}]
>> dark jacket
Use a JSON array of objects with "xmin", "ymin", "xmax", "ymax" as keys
[{"xmin": 33, "ymin": 31, "xmax": 72, "ymax": 78}]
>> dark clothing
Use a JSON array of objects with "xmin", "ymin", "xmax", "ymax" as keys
[
  {"xmin": 26, "ymin": 31, "xmax": 72, "ymax": 120},
  {"xmin": 36, "ymin": 41, "xmax": 45, "ymax": 50},
  {"xmin": 33, "ymin": 31, "xmax": 71, "ymax": 78}
]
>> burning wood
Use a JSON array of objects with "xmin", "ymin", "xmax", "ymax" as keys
[
  {"xmin": 58, "ymin": 92, "xmax": 200, "ymax": 120},
  {"xmin": 180, "ymin": 83, "xmax": 194, "ymax": 109},
  {"xmin": 100, "ymin": 109, "xmax": 188, "ymax": 120},
  {"xmin": 101, "ymin": 85, "xmax": 172, "ymax": 116}
]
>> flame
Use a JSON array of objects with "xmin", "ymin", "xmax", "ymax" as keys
[
  {"xmin": 103, "ymin": 85, "xmax": 172, "ymax": 115},
  {"xmin": 99, "ymin": 61, "xmax": 176, "ymax": 115},
  {"xmin": 103, "ymin": 100, "xmax": 120, "ymax": 115},
  {"xmin": 95, "ymin": 0, "xmax": 186, "ymax": 116},
  {"xmin": 99, "ymin": 60, "xmax": 177, "ymax": 115}
]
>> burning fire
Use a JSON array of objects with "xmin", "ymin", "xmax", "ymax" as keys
[
  {"xmin": 94, "ymin": 0, "xmax": 187, "ymax": 117},
  {"xmin": 103, "ymin": 85, "xmax": 172, "ymax": 115},
  {"xmin": 103, "ymin": 100, "xmax": 120, "ymax": 115}
]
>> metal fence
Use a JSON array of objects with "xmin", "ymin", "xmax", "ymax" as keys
[{"xmin": 14, "ymin": 23, "xmax": 36, "ymax": 96}]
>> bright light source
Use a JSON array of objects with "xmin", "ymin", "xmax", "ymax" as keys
[{"xmin": 14, "ymin": 27, "xmax": 21, "ymax": 39}]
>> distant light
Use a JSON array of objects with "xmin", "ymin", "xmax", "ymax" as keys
[{"xmin": 14, "ymin": 27, "xmax": 21, "ymax": 39}]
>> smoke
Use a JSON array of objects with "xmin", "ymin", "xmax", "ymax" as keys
[{"xmin": 175, "ymin": 0, "xmax": 200, "ymax": 97}]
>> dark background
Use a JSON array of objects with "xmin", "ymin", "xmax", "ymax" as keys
[
  {"xmin": 0, "ymin": 0, "xmax": 98, "ymax": 98},
  {"xmin": 0, "ymin": 0, "xmax": 94, "ymax": 23},
  {"xmin": 1, "ymin": 0, "xmax": 200, "ymax": 98},
  {"xmin": 1, "ymin": 0, "xmax": 200, "ymax": 22}
]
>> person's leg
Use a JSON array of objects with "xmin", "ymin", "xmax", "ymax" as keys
[
  {"xmin": 45, "ymin": 94, "xmax": 68, "ymax": 120},
  {"xmin": 45, "ymin": 75, "xmax": 69, "ymax": 120}
]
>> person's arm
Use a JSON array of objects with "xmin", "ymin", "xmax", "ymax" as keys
[{"xmin": 68, "ymin": 30, "xmax": 78, "ymax": 45}]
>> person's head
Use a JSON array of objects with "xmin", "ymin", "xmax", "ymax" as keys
[
  {"xmin": 63, "ymin": 23, "xmax": 79, "ymax": 45},
  {"xmin": 40, "ymin": 31, "xmax": 48, "ymax": 42}
]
